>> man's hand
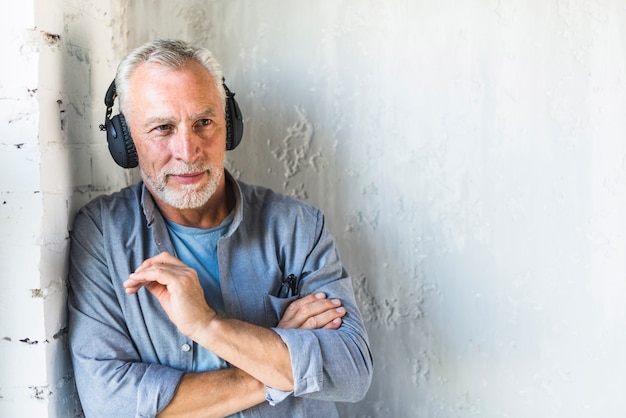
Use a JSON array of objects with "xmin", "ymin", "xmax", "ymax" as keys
[
  {"xmin": 124, "ymin": 252, "xmax": 346, "ymax": 336},
  {"xmin": 127, "ymin": 252, "xmax": 347, "ymax": 418},
  {"xmin": 277, "ymin": 292, "xmax": 346, "ymax": 330},
  {"xmin": 123, "ymin": 252, "xmax": 214, "ymax": 338}
]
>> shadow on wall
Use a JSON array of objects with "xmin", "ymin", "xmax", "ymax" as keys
[
  {"xmin": 332, "ymin": 169, "xmax": 439, "ymax": 417},
  {"xmin": 56, "ymin": 24, "xmax": 138, "ymax": 418}
]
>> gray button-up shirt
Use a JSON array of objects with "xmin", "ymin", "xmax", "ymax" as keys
[{"xmin": 68, "ymin": 172, "xmax": 372, "ymax": 417}]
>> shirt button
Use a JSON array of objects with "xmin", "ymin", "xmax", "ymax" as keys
[{"xmin": 181, "ymin": 343, "xmax": 191, "ymax": 352}]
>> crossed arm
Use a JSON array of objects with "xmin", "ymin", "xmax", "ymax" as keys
[{"xmin": 123, "ymin": 252, "xmax": 347, "ymax": 417}]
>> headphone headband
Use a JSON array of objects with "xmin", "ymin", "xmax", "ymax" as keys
[{"xmin": 104, "ymin": 80, "xmax": 117, "ymax": 108}]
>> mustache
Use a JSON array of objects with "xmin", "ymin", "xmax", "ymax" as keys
[{"xmin": 164, "ymin": 163, "xmax": 211, "ymax": 176}]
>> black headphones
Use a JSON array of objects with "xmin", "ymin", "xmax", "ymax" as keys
[{"xmin": 99, "ymin": 78, "xmax": 244, "ymax": 169}]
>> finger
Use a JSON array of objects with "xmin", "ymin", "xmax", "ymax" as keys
[
  {"xmin": 280, "ymin": 293, "xmax": 327, "ymax": 323},
  {"xmin": 123, "ymin": 273, "xmax": 167, "ymax": 295},
  {"xmin": 124, "ymin": 283, "xmax": 143, "ymax": 294},
  {"xmin": 280, "ymin": 294, "xmax": 332, "ymax": 327},
  {"xmin": 295, "ymin": 298, "xmax": 342, "ymax": 321},
  {"xmin": 322, "ymin": 316, "xmax": 343, "ymax": 330},
  {"xmin": 279, "ymin": 296, "xmax": 345, "ymax": 329},
  {"xmin": 124, "ymin": 262, "xmax": 183, "ymax": 294},
  {"xmin": 300, "ymin": 306, "xmax": 346, "ymax": 330},
  {"xmin": 134, "ymin": 251, "xmax": 184, "ymax": 273},
  {"xmin": 124, "ymin": 272, "xmax": 169, "ymax": 291}
]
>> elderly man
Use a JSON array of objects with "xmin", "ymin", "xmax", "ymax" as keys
[{"xmin": 68, "ymin": 39, "xmax": 372, "ymax": 417}]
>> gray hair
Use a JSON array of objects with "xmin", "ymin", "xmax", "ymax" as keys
[{"xmin": 115, "ymin": 39, "xmax": 225, "ymax": 114}]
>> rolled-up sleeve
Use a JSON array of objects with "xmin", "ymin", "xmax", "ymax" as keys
[
  {"xmin": 271, "ymin": 211, "xmax": 373, "ymax": 402},
  {"xmin": 272, "ymin": 301, "xmax": 372, "ymax": 402}
]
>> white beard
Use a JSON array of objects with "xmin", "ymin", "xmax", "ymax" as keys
[{"xmin": 141, "ymin": 163, "xmax": 223, "ymax": 210}]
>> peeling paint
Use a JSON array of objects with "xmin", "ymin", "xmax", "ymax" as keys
[
  {"xmin": 344, "ymin": 209, "xmax": 380, "ymax": 233},
  {"xmin": 2, "ymin": 1, "xmax": 97, "ymax": 417},
  {"xmin": 271, "ymin": 106, "xmax": 323, "ymax": 196},
  {"xmin": 411, "ymin": 353, "xmax": 430, "ymax": 386},
  {"xmin": 57, "ymin": 99, "xmax": 66, "ymax": 131},
  {"xmin": 31, "ymin": 288, "xmax": 44, "ymax": 298},
  {"xmin": 66, "ymin": 43, "xmax": 91, "ymax": 65},
  {"xmin": 30, "ymin": 385, "xmax": 53, "ymax": 401},
  {"xmin": 41, "ymin": 31, "xmax": 61, "ymax": 46},
  {"xmin": 353, "ymin": 275, "xmax": 431, "ymax": 328},
  {"xmin": 53, "ymin": 327, "xmax": 68, "ymax": 340},
  {"xmin": 19, "ymin": 338, "xmax": 41, "ymax": 345}
]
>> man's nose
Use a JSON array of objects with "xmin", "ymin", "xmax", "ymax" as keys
[{"xmin": 171, "ymin": 126, "xmax": 201, "ymax": 162}]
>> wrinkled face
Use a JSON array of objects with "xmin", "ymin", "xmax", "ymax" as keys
[{"xmin": 125, "ymin": 61, "xmax": 227, "ymax": 211}]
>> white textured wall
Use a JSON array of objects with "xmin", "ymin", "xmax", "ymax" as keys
[
  {"xmin": 1, "ymin": 2, "xmax": 47, "ymax": 415},
  {"xmin": 123, "ymin": 1, "xmax": 626, "ymax": 417},
  {"xmin": 1, "ymin": 1, "xmax": 134, "ymax": 416},
  {"xmin": 3, "ymin": 1, "xmax": 626, "ymax": 417}
]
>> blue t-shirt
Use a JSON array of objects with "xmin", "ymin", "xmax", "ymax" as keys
[{"xmin": 166, "ymin": 211, "xmax": 234, "ymax": 373}]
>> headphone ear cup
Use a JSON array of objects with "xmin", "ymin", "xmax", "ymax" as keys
[
  {"xmin": 225, "ymin": 91, "xmax": 244, "ymax": 151},
  {"xmin": 107, "ymin": 113, "xmax": 138, "ymax": 169}
]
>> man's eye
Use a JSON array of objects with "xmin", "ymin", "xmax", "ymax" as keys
[
  {"xmin": 197, "ymin": 119, "xmax": 212, "ymax": 127},
  {"xmin": 156, "ymin": 125, "xmax": 171, "ymax": 131}
]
